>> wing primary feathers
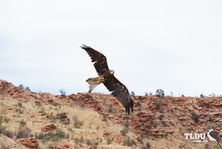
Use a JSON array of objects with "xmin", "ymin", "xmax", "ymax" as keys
[
  {"xmin": 81, "ymin": 44, "xmax": 91, "ymax": 50},
  {"xmin": 82, "ymin": 44, "xmax": 109, "ymax": 76}
]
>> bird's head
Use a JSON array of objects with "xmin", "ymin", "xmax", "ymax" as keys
[
  {"xmin": 109, "ymin": 70, "xmax": 115, "ymax": 75},
  {"xmin": 206, "ymin": 125, "xmax": 213, "ymax": 132}
]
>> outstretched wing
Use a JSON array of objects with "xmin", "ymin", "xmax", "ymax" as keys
[
  {"xmin": 103, "ymin": 76, "xmax": 131, "ymax": 108},
  {"xmin": 81, "ymin": 45, "xmax": 109, "ymax": 76}
]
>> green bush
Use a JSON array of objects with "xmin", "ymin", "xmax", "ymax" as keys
[
  {"xmin": 136, "ymin": 102, "xmax": 142, "ymax": 111},
  {"xmin": 0, "ymin": 125, "xmax": 6, "ymax": 133},
  {"xmin": 123, "ymin": 137, "xmax": 136, "ymax": 147},
  {"xmin": 17, "ymin": 102, "xmax": 23, "ymax": 107},
  {"xmin": 52, "ymin": 102, "xmax": 59, "ymax": 106},
  {"xmin": 155, "ymin": 89, "xmax": 165, "ymax": 97},
  {"xmin": 190, "ymin": 110, "xmax": 199, "ymax": 122},
  {"xmin": 41, "ymin": 129, "xmax": 66, "ymax": 142},
  {"xmin": 155, "ymin": 101, "xmax": 161, "ymax": 110},
  {"xmin": 106, "ymin": 136, "xmax": 113, "ymax": 145},
  {"xmin": 74, "ymin": 121, "xmax": 84, "ymax": 128},
  {"xmin": 15, "ymin": 108, "xmax": 23, "ymax": 114},
  {"xmin": 58, "ymin": 113, "xmax": 67, "ymax": 119},
  {"xmin": 16, "ymin": 127, "xmax": 31, "ymax": 139},
  {"xmin": 108, "ymin": 104, "xmax": 113, "ymax": 113}
]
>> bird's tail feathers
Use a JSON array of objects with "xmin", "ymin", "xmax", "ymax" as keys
[{"xmin": 86, "ymin": 76, "xmax": 103, "ymax": 93}]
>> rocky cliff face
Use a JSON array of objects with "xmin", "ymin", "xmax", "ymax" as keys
[{"xmin": 0, "ymin": 80, "xmax": 221, "ymax": 149}]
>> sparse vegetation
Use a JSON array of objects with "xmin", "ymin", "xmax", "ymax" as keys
[
  {"xmin": 15, "ymin": 102, "xmax": 24, "ymax": 114},
  {"xmin": 141, "ymin": 142, "xmax": 151, "ymax": 149},
  {"xmin": 85, "ymin": 93, "xmax": 92, "ymax": 99},
  {"xmin": 151, "ymin": 118, "xmax": 157, "ymax": 128},
  {"xmin": 19, "ymin": 119, "xmax": 27, "ymax": 128},
  {"xmin": 67, "ymin": 127, "xmax": 73, "ymax": 132},
  {"xmin": 0, "ymin": 89, "xmax": 4, "ymax": 95},
  {"xmin": 108, "ymin": 103, "xmax": 114, "ymax": 113},
  {"xmin": 141, "ymin": 125, "xmax": 149, "ymax": 138},
  {"xmin": 17, "ymin": 102, "xmax": 23, "ymax": 107},
  {"xmin": 73, "ymin": 116, "xmax": 84, "ymax": 128},
  {"xmin": 186, "ymin": 128, "xmax": 192, "ymax": 132},
  {"xmin": 136, "ymin": 102, "xmax": 142, "ymax": 111},
  {"xmin": 0, "ymin": 116, "xmax": 2, "ymax": 125},
  {"xmin": 52, "ymin": 101, "xmax": 59, "ymax": 106},
  {"xmin": 121, "ymin": 127, "xmax": 129, "ymax": 136},
  {"xmin": 0, "ymin": 125, "xmax": 6, "ymax": 133},
  {"xmin": 41, "ymin": 129, "xmax": 68, "ymax": 142},
  {"xmin": 123, "ymin": 137, "xmax": 136, "ymax": 147},
  {"xmin": 19, "ymin": 84, "xmax": 25, "ymax": 89},
  {"xmin": 131, "ymin": 91, "xmax": 135, "ymax": 96},
  {"xmin": 74, "ymin": 136, "xmax": 85, "ymax": 145},
  {"xmin": 0, "ymin": 120, "xmax": 13, "ymax": 138},
  {"xmin": 76, "ymin": 95, "xmax": 82, "ymax": 101},
  {"xmin": 59, "ymin": 88, "xmax": 66, "ymax": 97},
  {"xmin": 155, "ymin": 101, "xmax": 161, "ymax": 110},
  {"xmin": 35, "ymin": 101, "xmax": 42, "ymax": 107},
  {"xmin": 200, "ymin": 94, "xmax": 205, "ymax": 98},
  {"xmin": 86, "ymin": 139, "xmax": 93, "ymax": 146},
  {"xmin": 155, "ymin": 89, "xmax": 165, "ymax": 97},
  {"xmin": 80, "ymin": 136, "xmax": 84, "ymax": 143},
  {"xmin": 152, "ymin": 123, "xmax": 157, "ymax": 128},
  {"xmin": 190, "ymin": 110, "xmax": 199, "ymax": 122},
  {"xmin": 106, "ymin": 136, "xmax": 113, "ymax": 145},
  {"xmin": 25, "ymin": 87, "xmax": 31, "ymax": 91},
  {"xmin": 15, "ymin": 107, "xmax": 23, "ymax": 114},
  {"xmin": 74, "ymin": 137, "xmax": 80, "ymax": 145},
  {"xmin": 161, "ymin": 120, "xmax": 167, "ymax": 127},
  {"xmin": 74, "ymin": 120, "xmax": 84, "ymax": 128},
  {"xmin": 209, "ymin": 93, "xmax": 217, "ymax": 97},
  {"xmin": 58, "ymin": 112, "xmax": 67, "ymax": 119},
  {"xmin": 19, "ymin": 84, "xmax": 31, "ymax": 91},
  {"xmin": 137, "ymin": 136, "xmax": 142, "ymax": 142},
  {"xmin": 47, "ymin": 115, "xmax": 57, "ymax": 123},
  {"xmin": 16, "ymin": 127, "xmax": 31, "ymax": 139},
  {"xmin": 205, "ymin": 144, "xmax": 210, "ymax": 149}
]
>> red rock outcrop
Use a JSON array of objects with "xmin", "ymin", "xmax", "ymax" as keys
[
  {"xmin": 19, "ymin": 138, "xmax": 38, "ymax": 149},
  {"xmin": 41, "ymin": 124, "xmax": 57, "ymax": 132}
]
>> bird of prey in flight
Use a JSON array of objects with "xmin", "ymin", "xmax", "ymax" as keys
[{"xmin": 82, "ymin": 45, "xmax": 134, "ymax": 114}]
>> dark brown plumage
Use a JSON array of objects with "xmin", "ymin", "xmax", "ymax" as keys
[{"xmin": 81, "ymin": 44, "xmax": 133, "ymax": 114}]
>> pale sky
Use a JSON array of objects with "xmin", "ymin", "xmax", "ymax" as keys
[{"xmin": 0, "ymin": 0, "xmax": 222, "ymax": 96}]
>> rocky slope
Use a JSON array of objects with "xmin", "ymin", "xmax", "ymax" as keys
[{"xmin": 0, "ymin": 80, "xmax": 222, "ymax": 149}]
